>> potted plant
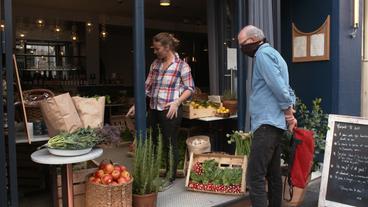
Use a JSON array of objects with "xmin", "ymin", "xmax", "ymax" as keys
[
  {"xmin": 132, "ymin": 129, "xmax": 173, "ymax": 207},
  {"xmin": 222, "ymin": 90, "xmax": 237, "ymax": 115},
  {"xmin": 226, "ymin": 130, "xmax": 252, "ymax": 156}
]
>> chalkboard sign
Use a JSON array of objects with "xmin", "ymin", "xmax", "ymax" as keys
[{"xmin": 319, "ymin": 115, "xmax": 368, "ymax": 207}]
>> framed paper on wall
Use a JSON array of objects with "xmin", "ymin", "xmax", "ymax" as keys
[{"xmin": 292, "ymin": 15, "xmax": 330, "ymax": 62}]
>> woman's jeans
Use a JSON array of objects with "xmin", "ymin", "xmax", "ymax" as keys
[{"xmin": 148, "ymin": 107, "xmax": 183, "ymax": 181}]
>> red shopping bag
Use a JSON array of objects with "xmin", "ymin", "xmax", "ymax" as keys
[
  {"xmin": 284, "ymin": 128, "xmax": 314, "ymax": 201},
  {"xmin": 291, "ymin": 128, "xmax": 315, "ymax": 188}
]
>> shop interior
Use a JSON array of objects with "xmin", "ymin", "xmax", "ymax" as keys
[{"xmin": 9, "ymin": 0, "xmax": 246, "ymax": 206}]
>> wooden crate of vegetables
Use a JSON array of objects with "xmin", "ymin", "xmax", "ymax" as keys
[
  {"xmin": 185, "ymin": 153, "xmax": 247, "ymax": 195},
  {"xmin": 182, "ymin": 100, "xmax": 219, "ymax": 119}
]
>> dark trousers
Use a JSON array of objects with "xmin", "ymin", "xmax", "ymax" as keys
[
  {"xmin": 148, "ymin": 107, "xmax": 183, "ymax": 181},
  {"xmin": 247, "ymin": 124, "xmax": 284, "ymax": 207}
]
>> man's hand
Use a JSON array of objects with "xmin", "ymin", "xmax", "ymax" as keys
[
  {"xmin": 165, "ymin": 100, "xmax": 180, "ymax": 119},
  {"xmin": 284, "ymin": 106, "xmax": 297, "ymax": 132},
  {"xmin": 286, "ymin": 116, "xmax": 297, "ymax": 133},
  {"xmin": 126, "ymin": 105, "xmax": 135, "ymax": 117}
]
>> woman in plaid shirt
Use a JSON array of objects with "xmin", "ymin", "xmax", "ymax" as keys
[{"xmin": 127, "ymin": 33, "xmax": 195, "ymax": 188}]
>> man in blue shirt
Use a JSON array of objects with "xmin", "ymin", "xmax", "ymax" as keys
[{"xmin": 238, "ymin": 25, "xmax": 297, "ymax": 207}]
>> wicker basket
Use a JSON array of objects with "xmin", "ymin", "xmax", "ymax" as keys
[
  {"xmin": 222, "ymin": 100, "xmax": 237, "ymax": 115},
  {"xmin": 23, "ymin": 89, "xmax": 54, "ymax": 122},
  {"xmin": 85, "ymin": 176, "xmax": 133, "ymax": 207}
]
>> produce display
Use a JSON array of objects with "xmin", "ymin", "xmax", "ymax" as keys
[
  {"xmin": 47, "ymin": 127, "xmax": 103, "ymax": 150},
  {"xmin": 188, "ymin": 159, "xmax": 242, "ymax": 194},
  {"xmin": 183, "ymin": 100, "xmax": 221, "ymax": 119},
  {"xmin": 89, "ymin": 161, "xmax": 132, "ymax": 185},
  {"xmin": 186, "ymin": 100, "xmax": 219, "ymax": 109}
]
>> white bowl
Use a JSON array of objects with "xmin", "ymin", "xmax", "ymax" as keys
[{"xmin": 47, "ymin": 147, "xmax": 92, "ymax": 157}]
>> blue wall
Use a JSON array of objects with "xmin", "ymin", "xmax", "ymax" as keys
[{"xmin": 281, "ymin": 0, "xmax": 362, "ymax": 115}]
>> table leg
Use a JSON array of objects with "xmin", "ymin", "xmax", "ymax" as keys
[
  {"xmin": 49, "ymin": 166, "xmax": 58, "ymax": 207},
  {"xmin": 61, "ymin": 164, "xmax": 74, "ymax": 207}
]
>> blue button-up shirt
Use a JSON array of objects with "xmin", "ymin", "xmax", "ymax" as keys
[{"xmin": 250, "ymin": 43, "xmax": 296, "ymax": 132}]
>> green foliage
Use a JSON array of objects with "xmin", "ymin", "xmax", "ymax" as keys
[
  {"xmin": 133, "ymin": 129, "xmax": 163, "ymax": 195},
  {"xmin": 227, "ymin": 131, "xmax": 252, "ymax": 156},
  {"xmin": 281, "ymin": 98, "xmax": 329, "ymax": 172},
  {"xmin": 47, "ymin": 127, "xmax": 103, "ymax": 150},
  {"xmin": 222, "ymin": 168, "xmax": 242, "ymax": 186},
  {"xmin": 222, "ymin": 90, "xmax": 237, "ymax": 100}
]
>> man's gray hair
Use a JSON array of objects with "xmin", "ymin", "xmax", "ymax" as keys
[{"xmin": 244, "ymin": 25, "xmax": 265, "ymax": 40}]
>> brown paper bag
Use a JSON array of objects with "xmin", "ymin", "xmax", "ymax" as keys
[
  {"xmin": 72, "ymin": 96, "xmax": 105, "ymax": 128},
  {"xmin": 282, "ymin": 175, "xmax": 311, "ymax": 207},
  {"xmin": 40, "ymin": 93, "xmax": 83, "ymax": 137}
]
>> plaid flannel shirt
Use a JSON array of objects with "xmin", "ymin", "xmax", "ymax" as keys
[{"xmin": 145, "ymin": 53, "xmax": 195, "ymax": 111}]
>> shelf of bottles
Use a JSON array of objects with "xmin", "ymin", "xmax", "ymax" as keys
[{"xmin": 15, "ymin": 40, "xmax": 87, "ymax": 89}]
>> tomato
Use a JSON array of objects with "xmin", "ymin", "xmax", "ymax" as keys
[
  {"xmin": 101, "ymin": 174, "xmax": 113, "ymax": 185},
  {"xmin": 113, "ymin": 165, "xmax": 121, "ymax": 172},
  {"xmin": 94, "ymin": 178, "xmax": 102, "ymax": 184},
  {"xmin": 111, "ymin": 170, "xmax": 121, "ymax": 180},
  {"xmin": 104, "ymin": 163, "xmax": 114, "ymax": 174},
  {"xmin": 119, "ymin": 165, "xmax": 127, "ymax": 172},
  {"xmin": 117, "ymin": 177, "xmax": 128, "ymax": 184},
  {"xmin": 95, "ymin": 169, "xmax": 105, "ymax": 178},
  {"xmin": 89, "ymin": 176, "xmax": 95, "ymax": 183},
  {"xmin": 120, "ymin": 171, "xmax": 130, "ymax": 179},
  {"xmin": 99, "ymin": 162, "xmax": 106, "ymax": 170},
  {"xmin": 110, "ymin": 181, "xmax": 119, "ymax": 186}
]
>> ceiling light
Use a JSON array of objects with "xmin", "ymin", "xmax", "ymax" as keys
[
  {"xmin": 55, "ymin": 26, "xmax": 61, "ymax": 32},
  {"xmin": 20, "ymin": 33, "xmax": 25, "ymax": 38},
  {"xmin": 160, "ymin": 0, "xmax": 170, "ymax": 6},
  {"xmin": 86, "ymin": 22, "xmax": 93, "ymax": 33},
  {"xmin": 100, "ymin": 24, "xmax": 108, "ymax": 39},
  {"xmin": 36, "ymin": 19, "xmax": 45, "ymax": 29},
  {"xmin": 101, "ymin": 31, "xmax": 108, "ymax": 38},
  {"xmin": 72, "ymin": 35, "xmax": 77, "ymax": 41}
]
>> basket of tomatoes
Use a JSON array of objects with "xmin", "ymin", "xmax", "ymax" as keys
[{"xmin": 86, "ymin": 160, "xmax": 133, "ymax": 207}]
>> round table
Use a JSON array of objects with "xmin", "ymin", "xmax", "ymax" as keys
[{"xmin": 31, "ymin": 148, "xmax": 103, "ymax": 207}]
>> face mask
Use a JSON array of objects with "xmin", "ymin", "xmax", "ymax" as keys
[{"xmin": 241, "ymin": 38, "xmax": 266, "ymax": 57}]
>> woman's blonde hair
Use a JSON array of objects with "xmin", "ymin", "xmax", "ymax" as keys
[{"xmin": 153, "ymin": 32, "xmax": 180, "ymax": 51}]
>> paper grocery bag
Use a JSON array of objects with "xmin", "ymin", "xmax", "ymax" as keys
[
  {"xmin": 72, "ymin": 96, "xmax": 105, "ymax": 128},
  {"xmin": 40, "ymin": 93, "xmax": 83, "ymax": 137}
]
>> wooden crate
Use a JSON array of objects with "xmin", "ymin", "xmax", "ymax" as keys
[
  {"xmin": 57, "ymin": 160, "xmax": 98, "ymax": 207},
  {"xmin": 182, "ymin": 104, "xmax": 217, "ymax": 119},
  {"xmin": 185, "ymin": 153, "xmax": 247, "ymax": 195}
]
